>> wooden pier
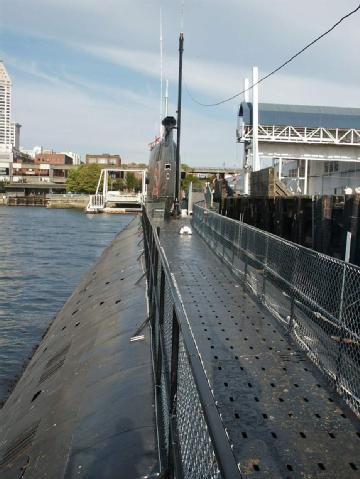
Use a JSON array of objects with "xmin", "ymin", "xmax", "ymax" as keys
[
  {"xmin": 224, "ymin": 194, "xmax": 360, "ymax": 266},
  {"xmin": 6, "ymin": 195, "xmax": 48, "ymax": 207}
]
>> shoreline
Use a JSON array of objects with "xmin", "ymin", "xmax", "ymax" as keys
[{"xmin": 0, "ymin": 194, "xmax": 89, "ymax": 209}]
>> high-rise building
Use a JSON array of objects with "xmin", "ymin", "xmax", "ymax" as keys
[
  {"xmin": 11, "ymin": 122, "xmax": 21, "ymax": 150},
  {"xmin": 0, "ymin": 61, "xmax": 12, "ymax": 147}
]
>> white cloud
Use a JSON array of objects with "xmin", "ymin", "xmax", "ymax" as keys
[
  {"xmin": 13, "ymin": 74, "xmax": 236, "ymax": 167},
  {"xmin": 3, "ymin": 0, "xmax": 360, "ymax": 167}
]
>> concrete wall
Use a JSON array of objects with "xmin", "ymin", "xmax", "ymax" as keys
[{"xmin": 46, "ymin": 194, "xmax": 89, "ymax": 209}]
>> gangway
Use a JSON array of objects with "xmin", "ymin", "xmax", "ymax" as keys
[{"xmin": 86, "ymin": 168, "xmax": 147, "ymax": 213}]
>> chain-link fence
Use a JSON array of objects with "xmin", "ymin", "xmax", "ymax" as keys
[
  {"xmin": 142, "ymin": 209, "xmax": 241, "ymax": 479},
  {"xmin": 192, "ymin": 203, "xmax": 360, "ymax": 418}
]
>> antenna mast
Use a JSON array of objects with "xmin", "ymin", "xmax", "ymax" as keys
[
  {"xmin": 165, "ymin": 79, "xmax": 169, "ymax": 117},
  {"xmin": 174, "ymin": 32, "xmax": 184, "ymax": 216},
  {"xmin": 160, "ymin": 8, "xmax": 164, "ymax": 137}
]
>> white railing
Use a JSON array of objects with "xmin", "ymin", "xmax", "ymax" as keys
[
  {"xmin": 86, "ymin": 194, "xmax": 104, "ymax": 212},
  {"xmin": 239, "ymin": 125, "xmax": 360, "ymax": 146}
]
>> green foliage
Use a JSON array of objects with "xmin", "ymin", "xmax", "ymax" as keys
[
  {"xmin": 181, "ymin": 174, "xmax": 204, "ymax": 192},
  {"xmin": 111, "ymin": 172, "xmax": 142, "ymax": 192},
  {"xmin": 66, "ymin": 164, "xmax": 102, "ymax": 194},
  {"xmin": 126, "ymin": 172, "xmax": 142, "ymax": 191},
  {"xmin": 181, "ymin": 163, "xmax": 192, "ymax": 172}
]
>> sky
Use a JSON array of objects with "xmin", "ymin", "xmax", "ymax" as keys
[{"xmin": 0, "ymin": 0, "xmax": 359, "ymax": 167}]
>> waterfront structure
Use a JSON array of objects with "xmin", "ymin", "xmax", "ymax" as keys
[
  {"xmin": 238, "ymin": 102, "xmax": 360, "ymax": 195},
  {"xmin": 86, "ymin": 153, "xmax": 121, "ymax": 166},
  {"xmin": 237, "ymin": 68, "xmax": 360, "ymax": 196},
  {"xmin": 86, "ymin": 168, "xmax": 147, "ymax": 213}
]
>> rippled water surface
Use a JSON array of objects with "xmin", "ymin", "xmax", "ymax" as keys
[{"xmin": 0, "ymin": 206, "xmax": 132, "ymax": 405}]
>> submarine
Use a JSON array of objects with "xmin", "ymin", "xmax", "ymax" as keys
[{"xmin": 0, "ymin": 217, "xmax": 158, "ymax": 478}]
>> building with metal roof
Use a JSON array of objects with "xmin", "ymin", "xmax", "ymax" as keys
[{"xmin": 237, "ymin": 71, "xmax": 360, "ymax": 196}]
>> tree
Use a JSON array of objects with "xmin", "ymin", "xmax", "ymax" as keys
[
  {"xmin": 181, "ymin": 163, "xmax": 193, "ymax": 173},
  {"xmin": 111, "ymin": 172, "xmax": 142, "ymax": 192},
  {"xmin": 125, "ymin": 172, "xmax": 142, "ymax": 191},
  {"xmin": 181, "ymin": 174, "xmax": 204, "ymax": 192},
  {"xmin": 66, "ymin": 164, "xmax": 102, "ymax": 194}
]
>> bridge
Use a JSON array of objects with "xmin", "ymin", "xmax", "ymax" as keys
[{"xmin": 188, "ymin": 166, "xmax": 242, "ymax": 176}]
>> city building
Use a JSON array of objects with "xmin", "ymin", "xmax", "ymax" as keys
[
  {"xmin": 0, "ymin": 61, "xmax": 23, "ymax": 183},
  {"xmin": 62, "ymin": 151, "xmax": 82, "ymax": 165},
  {"xmin": 86, "ymin": 153, "xmax": 121, "ymax": 167},
  {"xmin": 20, "ymin": 146, "xmax": 42, "ymax": 159},
  {"xmin": 35, "ymin": 152, "xmax": 73, "ymax": 165},
  {"xmin": 0, "ymin": 61, "xmax": 12, "ymax": 147},
  {"xmin": 10, "ymin": 122, "xmax": 21, "ymax": 150}
]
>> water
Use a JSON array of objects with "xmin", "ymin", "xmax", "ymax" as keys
[{"xmin": 0, "ymin": 206, "xmax": 132, "ymax": 406}]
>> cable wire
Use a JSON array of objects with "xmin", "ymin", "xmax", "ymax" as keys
[{"xmin": 186, "ymin": 3, "xmax": 360, "ymax": 107}]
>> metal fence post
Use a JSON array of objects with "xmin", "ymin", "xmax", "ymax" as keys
[
  {"xmin": 288, "ymin": 247, "xmax": 299, "ymax": 334},
  {"xmin": 262, "ymin": 235, "xmax": 269, "ymax": 303},
  {"xmin": 232, "ymin": 221, "xmax": 237, "ymax": 265},
  {"xmin": 335, "ymin": 263, "xmax": 347, "ymax": 389},
  {"xmin": 222, "ymin": 217, "xmax": 226, "ymax": 258}
]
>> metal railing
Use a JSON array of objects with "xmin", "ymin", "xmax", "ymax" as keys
[
  {"xmin": 192, "ymin": 203, "xmax": 360, "ymax": 418},
  {"xmin": 86, "ymin": 194, "xmax": 104, "ymax": 212},
  {"xmin": 142, "ymin": 208, "xmax": 241, "ymax": 479}
]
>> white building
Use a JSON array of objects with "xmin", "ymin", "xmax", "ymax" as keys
[
  {"xmin": 238, "ymin": 101, "xmax": 360, "ymax": 196},
  {"xmin": 20, "ymin": 146, "xmax": 43, "ymax": 159},
  {"xmin": 0, "ymin": 61, "xmax": 12, "ymax": 147},
  {"xmin": 0, "ymin": 61, "xmax": 23, "ymax": 182},
  {"xmin": 62, "ymin": 151, "xmax": 82, "ymax": 165}
]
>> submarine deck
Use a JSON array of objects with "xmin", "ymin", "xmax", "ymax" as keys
[
  {"xmin": 0, "ymin": 217, "xmax": 158, "ymax": 479},
  {"xmin": 156, "ymin": 216, "xmax": 360, "ymax": 478}
]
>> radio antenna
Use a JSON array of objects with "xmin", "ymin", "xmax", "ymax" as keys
[
  {"xmin": 174, "ymin": 32, "xmax": 184, "ymax": 216},
  {"xmin": 160, "ymin": 8, "xmax": 164, "ymax": 137},
  {"xmin": 165, "ymin": 79, "xmax": 169, "ymax": 117}
]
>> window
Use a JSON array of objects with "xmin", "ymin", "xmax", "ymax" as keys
[{"xmin": 324, "ymin": 161, "xmax": 338, "ymax": 174}]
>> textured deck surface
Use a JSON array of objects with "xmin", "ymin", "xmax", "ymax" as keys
[
  {"xmin": 158, "ymin": 217, "xmax": 360, "ymax": 479},
  {"xmin": 0, "ymin": 217, "xmax": 158, "ymax": 479}
]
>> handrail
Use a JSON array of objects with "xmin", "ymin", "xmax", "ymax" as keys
[
  {"xmin": 192, "ymin": 203, "xmax": 360, "ymax": 418},
  {"xmin": 142, "ymin": 207, "xmax": 241, "ymax": 479}
]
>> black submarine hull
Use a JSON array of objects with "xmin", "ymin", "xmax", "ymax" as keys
[{"xmin": 0, "ymin": 217, "xmax": 157, "ymax": 479}]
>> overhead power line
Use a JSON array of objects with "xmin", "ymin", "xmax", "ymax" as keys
[{"xmin": 186, "ymin": 3, "xmax": 360, "ymax": 107}]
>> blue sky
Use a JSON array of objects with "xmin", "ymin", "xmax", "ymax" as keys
[{"xmin": 1, "ymin": 0, "xmax": 359, "ymax": 166}]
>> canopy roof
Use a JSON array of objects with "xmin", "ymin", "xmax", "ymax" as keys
[{"xmin": 239, "ymin": 102, "xmax": 360, "ymax": 129}]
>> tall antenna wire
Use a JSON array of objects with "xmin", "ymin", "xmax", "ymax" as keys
[
  {"xmin": 186, "ymin": 3, "xmax": 360, "ymax": 107},
  {"xmin": 180, "ymin": 0, "xmax": 185, "ymax": 32},
  {"xmin": 165, "ymin": 79, "xmax": 169, "ymax": 116},
  {"xmin": 160, "ymin": 8, "xmax": 164, "ymax": 136}
]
